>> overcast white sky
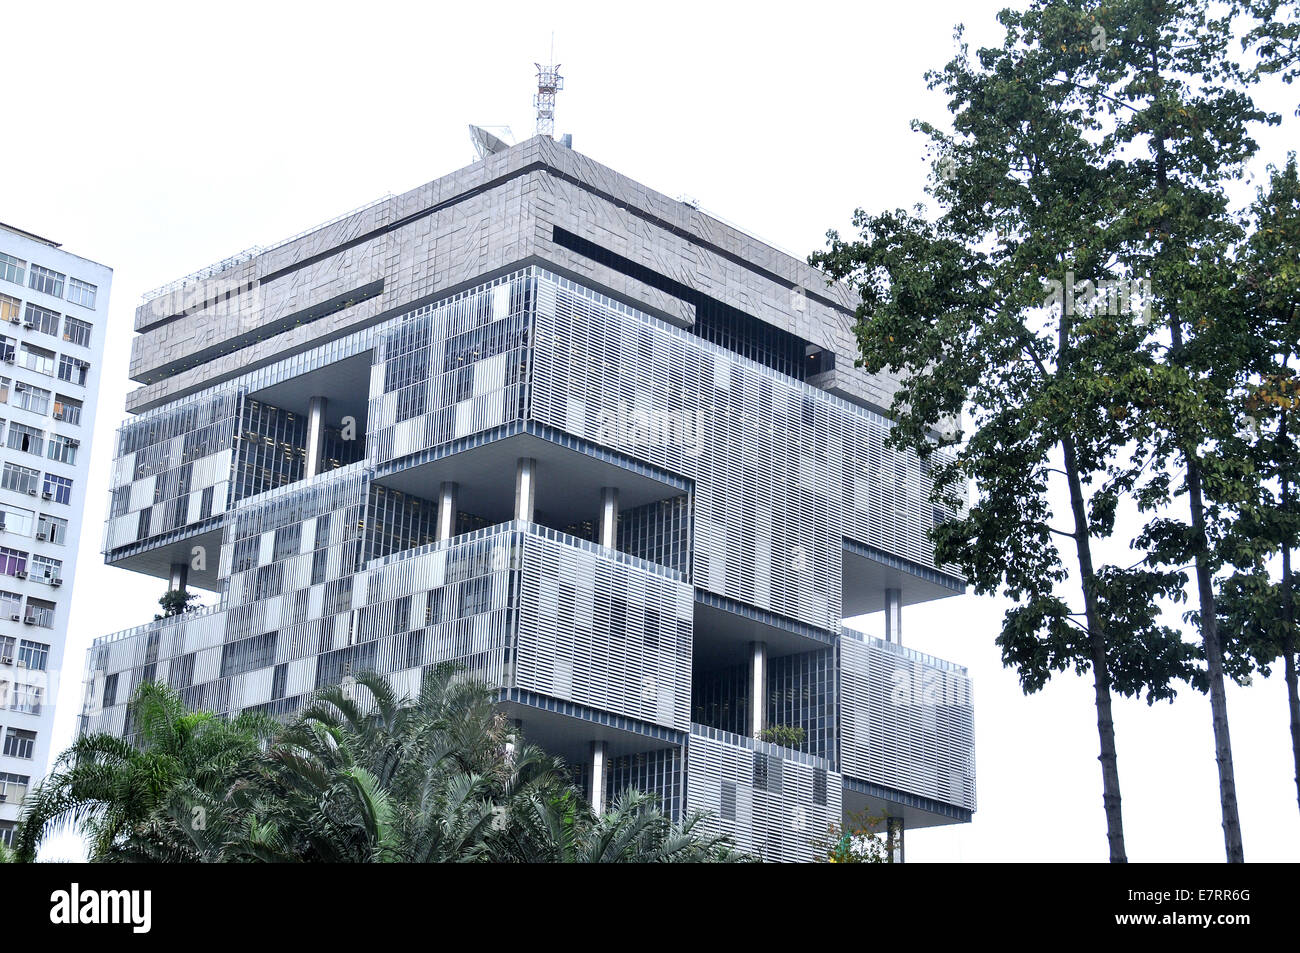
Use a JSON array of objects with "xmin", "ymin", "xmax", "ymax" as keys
[{"xmin": 8, "ymin": 0, "xmax": 1299, "ymax": 862}]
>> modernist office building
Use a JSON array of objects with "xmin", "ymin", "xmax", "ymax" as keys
[
  {"xmin": 81, "ymin": 137, "xmax": 974, "ymax": 861},
  {"xmin": 0, "ymin": 224, "xmax": 111, "ymax": 848}
]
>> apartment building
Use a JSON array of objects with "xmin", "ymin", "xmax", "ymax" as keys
[
  {"xmin": 80, "ymin": 137, "xmax": 973, "ymax": 861},
  {"xmin": 0, "ymin": 223, "xmax": 110, "ymax": 847}
]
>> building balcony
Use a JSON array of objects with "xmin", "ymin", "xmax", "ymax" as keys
[
  {"xmin": 838, "ymin": 630, "xmax": 976, "ymax": 825},
  {"xmin": 685, "ymin": 724, "xmax": 841, "ymax": 863}
]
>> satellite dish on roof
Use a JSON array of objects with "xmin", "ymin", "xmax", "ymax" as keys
[{"xmin": 469, "ymin": 125, "xmax": 514, "ymax": 160}]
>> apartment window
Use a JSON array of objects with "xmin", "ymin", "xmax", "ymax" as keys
[
  {"xmin": 1, "ymin": 463, "xmax": 40, "ymax": 495},
  {"xmin": 102, "ymin": 672, "xmax": 118, "ymax": 708},
  {"xmin": 21, "ymin": 344, "xmax": 55, "ymax": 376},
  {"xmin": 17, "ymin": 639, "xmax": 49, "ymax": 671},
  {"xmin": 0, "ymin": 253, "xmax": 24, "ymax": 286},
  {"xmin": 0, "ymin": 634, "xmax": 12, "ymax": 661},
  {"xmin": 42, "ymin": 473, "xmax": 72, "ymax": 504},
  {"xmin": 0, "ymin": 547, "xmax": 28, "ymax": 577},
  {"xmin": 0, "ymin": 592, "xmax": 19, "ymax": 621},
  {"xmin": 66, "ymin": 278, "xmax": 97, "ymax": 309},
  {"xmin": 0, "ymin": 821, "xmax": 15, "ymax": 848},
  {"xmin": 23, "ymin": 303, "xmax": 59, "ymax": 336},
  {"xmin": 13, "ymin": 382, "xmax": 50, "ymax": 415},
  {"xmin": 57, "ymin": 354, "xmax": 89, "ymax": 385},
  {"xmin": 0, "ymin": 503, "xmax": 34, "ymax": 536},
  {"xmin": 46, "ymin": 433, "xmax": 77, "ymax": 465},
  {"xmin": 30, "ymin": 554, "xmax": 60, "ymax": 584},
  {"xmin": 52, "ymin": 395, "xmax": 81, "ymax": 425},
  {"xmin": 25, "ymin": 598, "xmax": 55, "ymax": 628},
  {"xmin": 62, "ymin": 315, "xmax": 92, "ymax": 348},
  {"xmin": 5, "ymin": 422, "xmax": 43, "ymax": 456},
  {"xmin": 3, "ymin": 727, "xmax": 35, "ymax": 759},
  {"xmin": 10, "ymin": 678, "xmax": 42, "ymax": 714},
  {"xmin": 0, "ymin": 335, "xmax": 15, "ymax": 363},
  {"xmin": 27, "ymin": 264, "xmax": 64, "ymax": 298},
  {"xmin": 37, "ymin": 514, "xmax": 67, "ymax": 545},
  {"xmin": 0, "ymin": 377, "xmax": 8, "ymax": 403},
  {"xmin": 0, "ymin": 294, "xmax": 20, "ymax": 324}
]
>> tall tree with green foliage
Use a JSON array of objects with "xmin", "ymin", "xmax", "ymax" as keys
[
  {"xmin": 1216, "ymin": 156, "xmax": 1300, "ymax": 817},
  {"xmin": 1070, "ymin": 0, "xmax": 1279, "ymax": 863},
  {"xmin": 812, "ymin": 4, "xmax": 1197, "ymax": 863}
]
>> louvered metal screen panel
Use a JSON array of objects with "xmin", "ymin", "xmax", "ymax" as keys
[
  {"xmin": 514, "ymin": 527, "xmax": 692, "ymax": 731},
  {"xmin": 528, "ymin": 270, "xmax": 956, "ymax": 632},
  {"xmin": 838, "ymin": 632, "xmax": 976, "ymax": 812},
  {"xmin": 685, "ymin": 725, "xmax": 841, "ymax": 863}
]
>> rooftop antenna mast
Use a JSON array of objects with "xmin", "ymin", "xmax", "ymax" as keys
[{"xmin": 534, "ymin": 39, "xmax": 563, "ymax": 139}]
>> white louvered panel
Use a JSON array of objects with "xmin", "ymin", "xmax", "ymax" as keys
[
  {"xmin": 514, "ymin": 531, "xmax": 692, "ymax": 731},
  {"xmin": 685, "ymin": 728, "xmax": 840, "ymax": 863},
  {"xmin": 839, "ymin": 633, "xmax": 976, "ymax": 812}
]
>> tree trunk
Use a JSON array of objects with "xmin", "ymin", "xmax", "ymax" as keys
[
  {"xmin": 1062, "ymin": 435, "xmax": 1127, "ymax": 862},
  {"xmin": 1147, "ymin": 40, "xmax": 1244, "ymax": 857},
  {"xmin": 1166, "ymin": 311, "xmax": 1245, "ymax": 862},
  {"xmin": 1281, "ymin": 407, "xmax": 1299, "ymax": 818},
  {"xmin": 1283, "ymin": 542, "xmax": 1300, "ymax": 819},
  {"xmin": 1190, "ymin": 464, "xmax": 1246, "ymax": 862}
]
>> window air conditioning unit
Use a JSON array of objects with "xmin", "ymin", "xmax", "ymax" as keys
[
  {"xmin": 52, "ymin": 410, "xmax": 63, "ymax": 421},
  {"xmin": 41, "ymin": 490, "xmax": 52, "ymax": 500},
  {"xmin": 7, "ymin": 613, "xmax": 18, "ymax": 622},
  {"xmin": 8, "ymin": 315, "xmax": 19, "ymax": 324},
  {"xmin": 13, "ymin": 382, "xmax": 24, "ymax": 392},
  {"xmin": 0, "ymin": 655, "xmax": 12, "ymax": 665},
  {"xmin": 50, "ymin": 576, "xmax": 61, "ymax": 587},
  {"xmin": 26, "ymin": 487, "xmax": 37, "ymax": 496},
  {"xmin": 14, "ymin": 570, "xmax": 27, "ymax": 579},
  {"xmin": 22, "ymin": 321, "xmax": 33, "ymax": 330},
  {"xmin": 35, "ymin": 529, "xmax": 47, "ymax": 540},
  {"xmin": 23, "ymin": 612, "xmax": 36, "ymax": 625}
]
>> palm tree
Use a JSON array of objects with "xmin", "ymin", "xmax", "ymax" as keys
[
  {"xmin": 27, "ymin": 668, "xmax": 747, "ymax": 863},
  {"xmin": 14, "ymin": 681, "xmax": 276, "ymax": 861}
]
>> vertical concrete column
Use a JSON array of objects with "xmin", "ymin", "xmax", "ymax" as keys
[
  {"xmin": 886, "ymin": 816, "xmax": 905, "ymax": 863},
  {"xmin": 750, "ymin": 640, "xmax": 768, "ymax": 739},
  {"xmin": 437, "ymin": 481, "xmax": 458, "ymax": 542},
  {"xmin": 305, "ymin": 395, "xmax": 328, "ymax": 477},
  {"xmin": 598, "ymin": 486, "xmax": 619, "ymax": 549},
  {"xmin": 885, "ymin": 588, "xmax": 903, "ymax": 645},
  {"xmin": 591, "ymin": 740, "xmax": 608, "ymax": 815},
  {"xmin": 168, "ymin": 562, "xmax": 189, "ymax": 594},
  {"xmin": 514, "ymin": 457, "xmax": 536, "ymax": 522}
]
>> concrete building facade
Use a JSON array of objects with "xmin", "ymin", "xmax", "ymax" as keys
[
  {"xmin": 0, "ymin": 223, "xmax": 111, "ymax": 847},
  {"xmin": 81, "ymin": 137, "xmax": 973, "ymax": 861}
]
